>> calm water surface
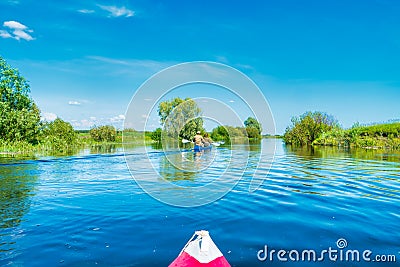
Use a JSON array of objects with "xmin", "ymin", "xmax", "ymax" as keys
[{"xmin": 0, "ymin": 139, "xmax": 399, "ymax": 266}]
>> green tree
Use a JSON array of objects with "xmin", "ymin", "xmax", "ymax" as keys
[
  {"xmin": 244, "ymin": 117, "xmax": 262, "ymax": 139},
  {"xmin": 211, "ymin": 125, "xmax": 228, "ymax": 141},
  {"xmin": 0, "ymin": 56, "xmax": 40, "ymax": 143},
  {"xmin": 90, "ymin": 125, "xmax": 117, "ymax": 142},
  {"xmin": 40, "ymin": 118, "xmax": 78, "ymax": 151},
  {"xmin": 158, "ymin": 97, "xmax": 203, "ymax": 140},
  {"xmin": 283, "ymin": 111, "xmax": 338, "ymax": 145},
  {"xmin": 151, "ymin": 128, "xmax": 162, "ymax": 142}
]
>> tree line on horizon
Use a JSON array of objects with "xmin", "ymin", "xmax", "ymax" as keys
[
  {"xmin": 2, "ymin": 56, "xmax": 399, "ymax": 153},
  {"xmin": 150, "ymin": 97, "xmax": 262, "ymax": 143}
]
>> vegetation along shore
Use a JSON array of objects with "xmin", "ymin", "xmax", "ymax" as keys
[
  {"xmin": 283, "ymin": 111, "xmax": 400, "ymax": 150},
  {"xmin": 1, "ymin": 55, "xmax": 398, "ymax": 155}
]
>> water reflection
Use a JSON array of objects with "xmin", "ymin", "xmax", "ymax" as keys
[
  {"xmin": 280, "ymin": 141, "xmax": 400, "ymax": 200},
  {"xmin": 158, "ymin": 155, "xmax": 197, "ymax": 182},
  {"xmin": 90, "ymin": 144, "xmax": 118, "ymax": 154},
  {"xmin": 0, "ymin": 160, "xmax": 38, "ymax": 229},
  {"xmin": 285, "ymin": 144, "xmax": 400, "ymax": 163},
  {"xmin": 0, "ymin": 159, "xmax": 38, "ymax": 257}
]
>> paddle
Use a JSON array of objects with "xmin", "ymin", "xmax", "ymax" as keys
[{"xmin": 182, "ymin": 138, "xmax": 221, "ymax": 147}]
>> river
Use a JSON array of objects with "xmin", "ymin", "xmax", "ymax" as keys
[{"xmin": 0, "ymin": 139, "xmax": 399, "ymax": 266}]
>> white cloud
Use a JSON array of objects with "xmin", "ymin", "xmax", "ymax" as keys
[
  {"xmin": 0, "ymin": 30, "xmax": 12, "ymax": 38},
  {"xmin": 1, "ymin": 20, "xmax": 35, "ymax": 41},
  {"xmin": 68, "ymin": 100, "xmax": 81, "ymax": 106},
  {"xmin": 98, "ymin": 5, "xmax": 134, "ymax": 17},
  {"xmin": 110, "ymin": 114, "xmax": 125, "ymax": 122},
  {"xmin": 79, "ymin": 119, "xmax": 95, "ymax": 128},
  {"xmin": 13, "ymin": 29, "xmax": 34, "ymax": 41},
  {"xmin": 4, "ymin": 21, "xmax": 27, "ymax": 30},
  {"xmin": 78, "ymin": 9, "xmax": 95, "ymax": 14},
  {"xmin": 41, "ymin": 112, "xmax": 57, "ymax": 121}
]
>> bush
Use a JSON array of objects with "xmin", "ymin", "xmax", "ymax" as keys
[
  {"xmin": 40, "ymin": 118, "xmax": 78, "ymax": 151},
  {"xmin": 246, "ymin": 126, "xmax": 261, "ymax": 139},
  {"xmin": 211, "ymin": 126, "xmax": 230, "ymax": 142},
  {"xmin": 90, "ymin": 125, "xmax": 116, "ymax": 142},
  {"xmin": 283, "ymin": 111, "xmax": 338, "ymax": 145},
  {"xmin": 151, "ymin": 128, "xmax": 162, "ymax": 142}
]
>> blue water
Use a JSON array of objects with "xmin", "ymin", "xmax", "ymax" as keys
[{"xmin": 1, "ymin": 139, "xmax": 399, "ymax": 266}]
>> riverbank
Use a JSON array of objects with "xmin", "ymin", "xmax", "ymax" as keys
[
  {"xmin": 0, "ymin": 131, "xmax": 153, "ymax": 156},
  {"xmin": 313, "ymin": 122, "xmax": 400, "ymax": 150}
]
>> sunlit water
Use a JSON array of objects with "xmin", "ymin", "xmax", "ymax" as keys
[{"xmin": 0, "ymin": 139, "xmax": 399, "ymax": 266}]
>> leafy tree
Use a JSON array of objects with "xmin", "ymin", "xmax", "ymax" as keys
[
  {"xmin": 151, "ymin": 128, "xmax": 162, "ymax": 142},
  {"xmin": 211, "ymin": 126, "xmax": 229, "ymax": 142},
  {"xmin": 245, "ymin": 126, "xmax": 261, "ymax": 139},
  {"xmin": 90, "ymin": 125, "xmax": 116, "ymax": 142},
  {"xmin": 40, "ymin": 118, "xmax": 78, "ymax": 151},
  {"xmin": 158, "ymin": 97, "xmax": 203, "ymax": 140},
  {"xmin": 283, "ymin": 111, "xmax": 338, "ymax": 145},
  {"xmin": 244, "ymin": 117, "xmax": 262, "ymax": 139},
  {"xmin": 0, "ymin": 56, "xmax": 40, "ymax": 143}
]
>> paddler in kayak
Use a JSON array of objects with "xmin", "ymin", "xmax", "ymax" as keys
[
  {"xmin": 203, "ymin": 132, "xmax": 213, "ymax": 147},
  {"xmin": 193, "ymin": 131, "xmax": 205, "ymax": 152}
]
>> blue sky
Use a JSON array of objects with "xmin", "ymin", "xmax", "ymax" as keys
[{"xmin": 1, "ymin": 0, "xmax": 399, "ymax": 134}]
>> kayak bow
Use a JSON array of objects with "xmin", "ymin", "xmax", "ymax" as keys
[{"xmin": 169, "ymin": 230, "xmax": 231, "ymax": 267}]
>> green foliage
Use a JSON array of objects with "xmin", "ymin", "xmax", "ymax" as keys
[
  {"xmin": 180, "ymin": 117, "xmax": 204, "ymax": 140},
  {"xmin": 211, "ymin": 125, "xmax": 248, "ymax": 143},
  {"xmin": 151, "ymin": 128, "xmax": 162, "ymax": 142},
  {"xmin": 0, "ymin": 56, "xmax": 40, "ymax": 143},
  {"xmin": 211, "ymin": 126, "xmax": 230, "ymax": 142},
  {"xmin": 313, "ymin": 122, "xmax": 400, "ymax": 149},
  {"xmin": 246, "ymin": 126, "xmax": 261, "ymax": 139},
  {"xmin": 355, "ymin": 122, "xmax": 400, "ymax": 138},
  {"xmin": 158, "ymin": 97, "xmax": 204, "ymax": 140},
  {"xmin": 40, "ymin": 118, "xmax": 78, "ymax": 151},
  {"xmin": 90, "ymin": 125, "xmax": 117, "ymax": 142},
  {"xmin": 244, "ymin": 117, "xmax": 262, "ymax": 139},
  {"xmin": 283, "ymin": 111, "xmax": 338, "ymax": 145}
]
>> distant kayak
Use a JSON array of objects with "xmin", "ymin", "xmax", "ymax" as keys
[
  {"xmin": 169, "ymin": 230, "xmax": 230, "ymax": 267},
  {"xmin": 193, "ymin": 145, "xmax": 212, "ymax": 153}
]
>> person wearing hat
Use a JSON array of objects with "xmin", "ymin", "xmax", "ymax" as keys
[{"xmin": 193, "ymin": 131, "xmax": 205, "ymax": 152}]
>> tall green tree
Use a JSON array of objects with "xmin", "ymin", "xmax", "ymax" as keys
[
  {"xmin": 158, "ymin": 97, "xmax": 203, "ymax": 140},
  {"xmin": 283, "ymin": 111, "xmax": 338, "ymax": 145},
  {"xmin": 0, "ymin": 56, "xmax": 40, "ymax": 143},
  {"xmin": 244, "ymin": 117, "xmax": 262, "ymax": 139}
]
